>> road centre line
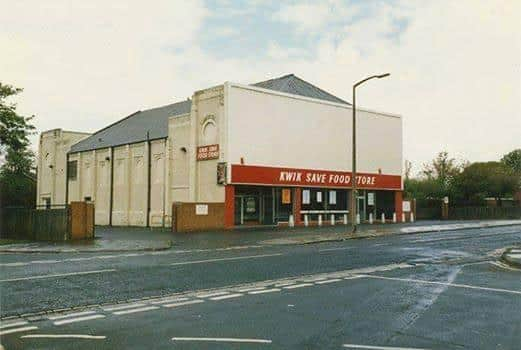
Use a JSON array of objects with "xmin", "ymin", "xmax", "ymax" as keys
[
  {"xmin": 315, "ymin": 278, "xmax": 342, "ymax": 284},
  {"xmin": 360, "ymin": 274, "xmax": 521, "ymax": 295},
  {"xmin": 237, "ymin": 286, "xmax": 267, "ymax": 292},
  {"xmin": 102, "ymin": 303, "xmax": 147, "ymax": 312},
  {"xmin": 53, "ymin": 314, "xmax": 105, "ymax": 326},
  {"xmin": 0, "ymin": 321, "xmax": 27, "ymax": 329},
  {"xmin": 343, "ymin": 344, "xmax": 429, "ymax": 350},
  {"xmin": 0, "ymin": 269, "xmax": 116, "ymax": 282},
  {"xmin": 172, "ymin": 337, "xmax": 272, "ymax": 344},
  {"xmin": 170, "ymin": 253, "xmax": 283, "ymax": 266},
  {"xmin": 196, "ymin": 291, "xmax": 229, "ymax": 298},
  {"xmin": 319, "ymin": 247, "xmax": 352, "ymax": 252},
  {"xmin": 283, "ymin": 283, "xmax": 313, "ymax": 289},
  {"xmin": 48, "ymin": 311, "xmax": 97, "ymax": 320},
  {"xmin": 149, "ymin": 297, "xmax": 189, "ymax": 305},
  {"xmin": 21, "ymin": 334, "xmax": 106, "ymax": 339},
  {"xmin": 0, "ymin": 326, "xmax": 38, "ymax": 336},
  {"xmin": 210, "ymin": 293, "xmax": 243, "ymax": 300},
  {"xmin": 163, "ymin": 299, "xmax": 205, "ymax": 308},
  {"xmin": 112, "ymin": 306, "xmax": 159, "ymax": 315},
  {"xmin": 248, "ymin": 288, "xmax": 281, "ymax": 294}
]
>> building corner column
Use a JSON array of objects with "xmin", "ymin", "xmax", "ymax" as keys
[
  {"xmin": 395, "ymin": 191, "xmax": 403, "ymax": 223},
  {"xmin": 293, "ymin": 187, "xmax": 302, "ymax": 226},
  {"xmin": 224, "ymin": 185, "xmax": 235, "ymax": 229}
]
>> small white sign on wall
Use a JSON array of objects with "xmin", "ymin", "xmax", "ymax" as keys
[
  {"xmin": 195, "ymin": 204, "xmax": 209, "ymax": 215},
  {"xmin": 402, "ymin": 201, "xmax": 411, "ymax": 212},
  {"xmin": 367, "ymin": 192, "xmax": 375, "ymax": 206}
]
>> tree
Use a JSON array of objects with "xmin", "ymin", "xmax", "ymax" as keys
[
  {"xmin": 501, "ymin": 149, "xmax": 521, "ymax": 174},
  {"xmin": 453, "ymin": 162, "xmax": 518, "ymax": 205},
  {"xmin": 0, "ymin": 83, "xmax": 36, "ymax": 207},
  {"xmin": 417, "ymin": 151, "xmax": 462, "ymax": 199}
]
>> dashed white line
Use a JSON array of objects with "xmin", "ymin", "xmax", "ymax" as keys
[
  {"xmin": 283, "ymin": 283, "xmax": 313, "ymax": 290},
  {"xmin": 170, "ymin": 253, "xmax": 282, "ymax": 266},
  {"xmin": 237, "ymin": 286, "xmax": 267, "ymax": 292},
  {"xmin": 315, "ymin": 278, "xmax": 342, "ymax": 284},
  {"xmin": 149, "ymin": 297, "xmax": 190, "ymax": 305},
  {"xmin": 172, "ymin": 337, "xmax": 272, "ymax": 344},
  {"xmin": 163, "ymin": 299, "xmax": 205, "ymax": 308},
  {"xmin": 112, "ymin": 306, "xmax": 159, "ymax": 315},
  {"xmin": 0, "ymin": 269, "xmax": 116, "ymax": 282},
  {"xmin": 53, "ymin": 314, "xmax": 105, "ymax": 326},
  {"xmin": 48, "ymin": 311, "xmax": 97, "ymax": 320},
  {"xmin": 196, "ymin": 291, "xmax": 229, "ymax": 298},
  {"xmin": 319, "ymin": 247, "xmax": 352, "ymax": 252},
  {"xmin": 21, "ymin": 334, "xmax": 106, "ymax": 340},
  {"xmin": 102, "ymin": 303, "xmax": 147, "ymax": 312},
  {"xmin": 248, "ymin": 288, "xmax": 281, "ymax": 295},
  {"xmin": 210, "ymin": 293, "xmax": 243, "ymax": 301},
  {"xmin": 0, "ymin": 326, "xmax": 38, "ymax": 336},
  {"xmin": 0, "ymin": 320, "xmax": 27, "ymax": 329},
  {"xmin": 343, "ymin": 344, "xmax": 429, "ymax": 350}
]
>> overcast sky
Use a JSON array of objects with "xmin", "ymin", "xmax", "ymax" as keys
[{"xmin": 1, "ymin": 0, "xmax": 519, "ymax": 175}]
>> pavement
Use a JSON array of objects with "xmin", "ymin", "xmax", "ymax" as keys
[
  {"xmin": 0, "ymin": 223, "xmax": 520, "ymax": 349},
  {"xmin": 1, "ymin": 219, "xmax": 520, "ymax": 253}
]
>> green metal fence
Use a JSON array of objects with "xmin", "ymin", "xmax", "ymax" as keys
[
  {"xmin": 1, "ymin": 206, "xmax": 70, "ymax": 241},
  {"xmin": 449, "ymin": 206, "xmax": 521, "ymax": 220}
]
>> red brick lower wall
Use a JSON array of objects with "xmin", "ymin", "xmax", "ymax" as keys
[{"xmin": 172, "ymin": 202, "xmax": 225, "ymax": 233}]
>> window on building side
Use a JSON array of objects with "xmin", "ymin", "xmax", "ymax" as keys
[{"xmin": 67, "ymin": 160, "xmax": 78, "ymax": 180}]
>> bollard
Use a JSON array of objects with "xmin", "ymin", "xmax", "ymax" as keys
[
  {"xmin": 410, "ymin": 212, "xmax": 415, "ymax": 223},
  {"xmin": 381, "ymin": 213, "xmax": 385, "ymax": 224},
  {"xmin": 289, "ymin": 214, "xmax": 294, "ymax": 227},
  {"xmin": 343, "ymin": 214, "xmax": 348, "ymax": 225},
  {"xmin": 356, "ymin": 213, "xmax": 360, "ymax": 224},
  {"xmin": 318, "ymin": 215, "xmax": 323, "ymax": 226},
  {"xmin": 331, "ymin": 214, "xmax": 335, "ymax": 225},
  {"xmin": 369, "ymin": 213, "xmax": 373, "ymax": 224},
  {"xmin": 393, "ymin": 212, "xmax": 397, "ymax": 223},
  {"xmin": 402, "ymin": 213, "xmax": 405, "ymax": 223},
  {"xmin": 304, "ymin": 214, "xmax": 309, "ymax": 227}
]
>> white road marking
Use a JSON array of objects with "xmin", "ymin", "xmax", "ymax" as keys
[
  {"xmin": 283, "ymin": 283, "xmax": 313, "ymax": 289},
  {"xmin": 0, "ymin": 269, "xmax": 116, "ymax": 282},
  {"xmin": 315, "ymin": 278, "xmax": 342, "ymax": 284},
  {"xmin": 249, "ymin": 288, "xmax": 281, "ymax": 295},
  {"xmin": 0, "ymin": 262, "xmax": 29, "ymax": 267},
  {"xmin": 0, "ymin": 326, "xmax": 38, "ymax": 336},
  {"xmin": 172, "ymin": 337, "xmax": 272, "ymax": 344},
  {"xmin": 163, "ymin": 299, "xmax": 205, "ymax": 308},
  {"xmin": 196, "ymin": 291, "xmax": 229, "ymax": 298},
  {"xmin": 112, "ymin": 306, "xmax": 159, "ymax": 315},
  {"xmin": 48, "ymin": 311, "xmax": 97, "ymax": 320},
  {"xmin": 274, "ymin": 281, "xmax": 296, "ymax": 287},
  {"xmin": 149, "ymin": 297, "xmax": 189, "ymax": 305},
  {"xmin": 0, "ymin": 321, "xmax": 28, "ymax": 329},
  {"xmin": 53, "ymin": 314, "xmax": 105, "ymax": 326},
  {"xmin": 21, "ymin": 334, "xmax": 106, "ymax": 340},
  {"xmin": 344, "ymin": 276, "xmax": 363, "ymax": 280},
  {"xmin": 361, "ymin": 274, "xmax": 521, "ymax": 295},
  {"xmin": 489, "ymin": 261, "xmax": 520, "ymax": 271},
  {"xmin": 343, "ymin": 344, "xmax": 429, "ymax": 350},
  {"xmin": 210, "ymin": 293, "xmax": 243, "ymax": 300},
  {"xmin": 102, "ymin": 303, "xmax": 147, "ymax": 312},
  {"xmin": 31, "ymin": 260, "xmax": 59, "ymax": 264},
  {"xmin": 319, "ymin": 247, "xmax": 352, "ymax": 252},
  {"xmin": 237, "ymin": 286, "xmax": 267, "ymax": 292},
  {"xmin": 170, "ymin": 253, "xmax": 282, "ymax": 266}
]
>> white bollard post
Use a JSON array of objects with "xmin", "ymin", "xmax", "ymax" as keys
[
  {"xmin": 304, "ymin": 214, "xmax": 309, "ymax": 227},
  {"xmin": 356, "ymin": 213, "xmax": 360, "ymax": 224},
  {"xmin": 331, "ymin": 214, "xmax": 335, "ymax": 225},
  {"xmin": 393, "ymin": 213, "xmax": 397, "ymax": 223},
  {"xmin": 318, "ymin": 215, "xmax": 323, "ymax": 226},
  {"xmin": 343, "ymin": 214, "xmax": 348, "ymax": 225},
  {"xmin": 402, "ymin": 213, "xmax": 405, "ymax": 223},
  {"xmin": 289, "ymin": 214, "xmax": 294, "ymax": 227},
  {"xmin": 410, "ymin": 212, "xmax": 415, "ymax": 223},
  {"xmin": 381, "ymin": 213, "xmax": 385, "ymax": 224},
  {"xmin": 369, "ymin": 213, "xmax": 373, "ymax": 224}
]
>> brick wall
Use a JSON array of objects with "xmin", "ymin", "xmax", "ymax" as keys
[{"xmin": 172, "ymin": 202, "xmax": 225, "ymax": 232}]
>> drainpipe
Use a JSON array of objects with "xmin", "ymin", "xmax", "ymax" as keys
[
  {"xmin": 146, "ymin": 131, "xmax": 152, "ymax": 228},
  {"xmin": 109, "ymin": 147, "xmax": 114, "ymax": 226},
  {"xmin": 65, "ymin": 152, "xmax": 69, "ymax": 206}
]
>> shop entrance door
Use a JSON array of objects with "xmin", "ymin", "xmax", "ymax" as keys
[
  {"xmin": 235, "ymin": 195, "xmax": 261, "ymax": 225},
  {"xmin": 357, "ymin": 195, "xmax": 366, "ymax": 222}
]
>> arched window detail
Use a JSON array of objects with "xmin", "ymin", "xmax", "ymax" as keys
[{"xmin": 202, "ymin": 119, "xmax": 218, "ymax": 145}]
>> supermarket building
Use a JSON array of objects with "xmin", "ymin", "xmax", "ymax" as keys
[{"xmin": 37, "ymin": 74, "xmax": 403, "ymax": 230}]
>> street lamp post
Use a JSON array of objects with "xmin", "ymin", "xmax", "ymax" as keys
[{"xmin": 351, "ymin": 73, "xmax": 390, "ymax": 233}]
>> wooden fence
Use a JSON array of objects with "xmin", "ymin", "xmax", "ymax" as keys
[{"xmin": 449, "ymin": 206, "xmax": 521, "ymax": 220}]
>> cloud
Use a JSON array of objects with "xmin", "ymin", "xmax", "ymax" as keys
[{"xmin": 272, "ymin": 2, "xmax": 334, "ymax": 31}]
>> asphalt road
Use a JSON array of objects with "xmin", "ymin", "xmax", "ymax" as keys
[{"xmin": 1, "ymin": 225, "xmax": 520, "ymax": 349}]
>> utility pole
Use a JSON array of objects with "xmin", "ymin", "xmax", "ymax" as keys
[{"xmin": 351, "ymin": 73, "xmax": 390, "ymax": 233}]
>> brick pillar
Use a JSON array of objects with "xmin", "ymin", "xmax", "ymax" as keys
[
  {"xmin": 224, "ymin": 185, "xmax": 235, "ymax": 229},
  {"xmin": 394, "ymin": 191, "xmax": 403, "ymax": 223},
  {"xmin": 294, "ymin": 187, "xmax": 302, "ymax": 226}
]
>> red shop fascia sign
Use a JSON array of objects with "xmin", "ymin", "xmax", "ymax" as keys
[{"xmin": 231, "ymin": 164, "xmax": 402, "ymax": 190}]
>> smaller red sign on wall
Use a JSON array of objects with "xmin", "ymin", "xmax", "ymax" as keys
[{"xmin": 197, "ymin": 144, "xmax": 219, "ymax": 161}]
